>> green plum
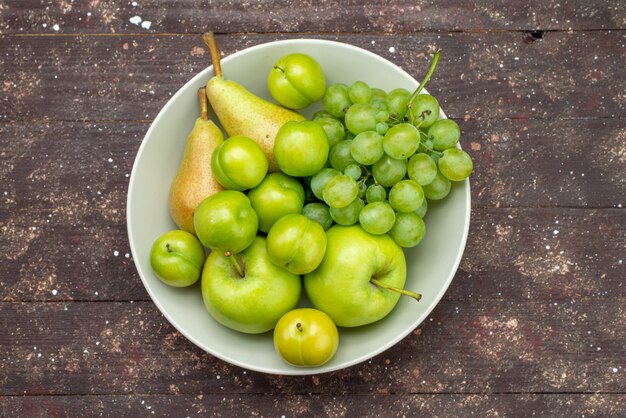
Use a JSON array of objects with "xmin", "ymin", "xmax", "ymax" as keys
[
  {"xmin": 266, "ymin": 214, "xmax": 327, "ymax": 275},
  {"xmin": 268, "ymin": 53, "xmax": 326, "ymax": 110},
  {"xmin": 193, "ymin": 190, "xmax": 258, "ymax": 254},
  {"xmin": 247, "ymin": 172, "xmax": 305, "ymax": 233},
  {"xmin": 274, "ymin": 120, "xmax": 329, "ymax": 177},
  {"xmin": 211, "ymin": 135, "xmax": 268, "ymax": 190},
  {"xmin": 150, "ymin": 230, "xmax": 206, "ymax": 287}
]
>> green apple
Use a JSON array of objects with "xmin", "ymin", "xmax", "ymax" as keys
[
  {"xmin": 266, "ymin": 213, "xmax": 327, "ymax": 275},
  {"xmin": 268, "ymin": 53, "xmax": 326, "ymax": 110},
  {"xmin": 274, "ymin": 120, "xmax": 329, "ymax": 177},
  {"xmin": 150, "ymin": 230, "xmax": 206, "ymax": 287},
  {"xmin": 201, "ymin": 236, "xmax": 302, "ymax": 334},
  {"xmin": 304, "ymin": 224, "xmax": 419, "ymax": 327},
  {"xmin": 247, "ymin": 172, "xmax": 305, "ymax": 233},
  {"xmin": 193, "ymin": 190, "xmax": 258, "ymax": 254},
  {"xmin": 273, "ymin": 308, "xmax": 339, "ymax": 367}
]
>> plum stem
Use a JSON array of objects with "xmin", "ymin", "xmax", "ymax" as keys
[
  {"xmin": 224, "ymin": 251, "xmax": 244, "ymax": 277},
  {"xmin": 198, "ymin": 87, "xmax": 209, "ymax": 121},
  {"xmin": 370, "ymin": 278, "xmax": 422, "ymax": 301},
  {"xmin": 203, "ymin": 32, "xmax": 223, "ymax": 78}
]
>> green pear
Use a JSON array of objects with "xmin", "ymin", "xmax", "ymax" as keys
[
  {"xmin": 169, "ymin": 88, "xmax": 224, "ymax": 234},
  {"xmin": 203, "ymin": 32, "xmax": 305, "ymax": 172}
]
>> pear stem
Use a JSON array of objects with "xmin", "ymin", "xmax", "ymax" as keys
[
  {"xmin": 203, "ymin": 32, "xmax": 223, "ymax": 78},
  {"xmin": 224, "ymin": 251, "xmax": 244, "ymax": 277},
  {"xmin": 198, "ymin": 87, "xmax": 209, "ymax": 120},
  {"xmin": 370, "ymin": 278, "xmax": 422, "ymax": 301}
]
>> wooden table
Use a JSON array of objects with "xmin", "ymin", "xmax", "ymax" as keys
[{"xmin": 1, "ymin": 1, "xmax": 624, "ymax": 416}]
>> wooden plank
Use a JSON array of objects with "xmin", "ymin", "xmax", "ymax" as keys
[
  {"xmin": 1, "ymin": 0, "xmax": 623, "ymax": 34},
  {"xmin": 1, "ymin": 206, "xmax": 624, "ymax": 303},
  {"xmin": 0, "ymin": 394, "xmax": 624, "ymax": 418},
  {"xmin": 0, "ymin": 32, "xmax": 623, "ymax": 122},
  {"xmin": 0, "ymin": 300, "xmax": 624, "ymax": 395}
]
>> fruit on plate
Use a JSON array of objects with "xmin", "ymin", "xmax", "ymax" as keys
[
  {"xmin": 247, "ymin": 172, "xmax": 305, "ymax": 233},
  {"xmin": 211, "ymin": 135, "xmax": 269, "ymax": 191},
  {"xmin": 168, "ymin": 88, "xmax": 224, "ymax": 233},
  {"xmin": 268, "ymin": 53, "xmax": 326, "ymax": 110},
  {"xmin": 150, "ymin": 230, "xmax": 206, "ymax": 287},
  {"xmin": 203, "ymin": 32, "xmax": 305, "ymax": 172},
  {"xmin": 274, "ymin": 120, "xmax": 330, "ymax": 177},
  {"xmin": 201, "ymin": 236, "xmax": 302, "ymax": 334},
  {"xmin": 273, "ymin": 308, "xmax": 339, "ymax": 367},
  {"xmin": 304, "ymin": 224, "xmax": 421, "ymax": 327},
  {"xmin": 193, "ymin": 190, "xmax": 258, "ymax": 254},
  {"xmin": 266, "ymin": 213, "xmax": 327, "ymax": 275}
]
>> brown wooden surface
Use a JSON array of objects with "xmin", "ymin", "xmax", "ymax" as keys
[{"xmin": 1, "ymin": 1, "xmax": 624, "ymax": 417}]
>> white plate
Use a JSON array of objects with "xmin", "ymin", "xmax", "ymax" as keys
[{"xmin": 127, "ymin": 38, "xmax": 470, "ymax": 375}]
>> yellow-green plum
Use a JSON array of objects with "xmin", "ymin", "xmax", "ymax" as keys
[
  {"xmin": 201, "ymin": 236, "xmax": 302, "ymax": 334},
  {"xmin": 274, "ymin": 121, "xmax": 329, "ymax": 177},
  {"xmin": 211, "ymin": 135, "xmax": 268, "ymax": 190},
  {"xmin": 268, "ymin": 53, "xmax": 326, "ymax": 110},
  {"xmin": 273, "ymin": 308, "xmax": 338, "ymax": 367}
]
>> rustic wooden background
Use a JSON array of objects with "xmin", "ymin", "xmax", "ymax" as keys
[{"xmin": 1, "ymin": 1, "xmax": 624, "ymax": 416}]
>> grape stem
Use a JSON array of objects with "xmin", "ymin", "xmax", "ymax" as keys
[
  {"xmin": 224, "ymin": 251, "xmax": 244, "ymax": 277},
  {"xmin": 198, "ymin": 87, "xmax": 209, "ymax": 121},
  {"xmin": 203, "ymin": 32, "xmax": 223, "ymax": 78},
  {"xmin": 370, "ymin": 278, "xmax": 422, "ymax": 301},
  {"xmin": 406, "ymin": 50, "xmax": 441, "ymax": 125}
]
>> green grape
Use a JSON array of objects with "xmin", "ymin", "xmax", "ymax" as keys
[
  {"xmin": 390, "ymin": 212, "xmax": 425, "ymax": 248},
  {"xmin": 408, "ymin": 94, "xmax": 440, "ymax": 128},
  {"xmin": 427, "ymin": 119, "xmax": 460, "ymax": 151},
  {"xmin": 323, "ymin": 174, "xmax": 359, "ymax": 208},
  {"xmin": 344, "ymin": 103, "xmax": 377, "ymax": 135},
  {"xmin": 310, "ymin": 167, "xmax": 341, "ymax": 200},
  {"xmin": 344, "ymin": 131, "xmax": 356, "ymax": 141},
  {"xmin": 407, "ymin": 152, "xmax": 437, "ymax": 186},
  {"xmin": 438, "ymin": 148, "xmax": 473, "ymax": 181},
  {"xmin": 344, "ymin": 163, "xmax": 362, "ymax": 180},
  {"xmin": 357, "ymin": 179, "xmax": 368, "ymax": 198},
  {"xmin": 383, "ymin": 123, "xmax": 420, "ymax": 159},
  {"xmin": 371, "ymin": 88, "xmax": 387, "ymax": 100},
  {"xmin": 420, "ymin": 138, "xmax": 434, "ymax": 152},
  {"xmin": 376, "ymin": 122, "xmax": 389, "ymax": 135},
  {"xmin": 369, "ymin": 97, "xmax": 390, "ymax": 122},
  {"xmin": 312, "ymin": 110, "xmax": 335, "ymax": 121},
  {"xmin": 372, "ymin": 154, "xmax": 407, "ymax": 187},
  {"xmin": 359, "ymin": 202, "xmax": 396, "ymax": 235},
  {"xmin": 350, "ymin": 131, "xmax": 384, "ymax": 165},
  {"xmin": 348, "ymin": 81, "xmax": 372, "ymax": 104},
  {"xmin": 329, "ymin": 197, "xmax": 364, "ymax": 226},
  {"xmin": 365, "ymin": 184, "xmax": 386, "ymax": 203},
  {"xmin": 323, "ymin": 83, "xmax": 352, "ymax": 118},
  {"xmin": 423, "ymin": 170, "xmax": 451, "ymax": 200},
  {"xmin": 388, "ymin": 179, "xmax": 424, "ymax": 213},
  {"xmin": 314, "ymin": 116, "xmax": 346, "ymax": 148},
  {"xmin": 415, "ymin": 197, "xmax": 428, "ymax": 218},
  {"xmin": 302, "ymin": 202, "xmax": 333, "ymax": 230},
  {"xmin": 429, "ymin": 151, "xmax": 441, "ymax": 164},
  {"xmin": 329, "ymin": 140, "xmax": 358, "ymax": 171},
  {"xmin": 387, "ymin": 88, "xmax": 411, "ymax": 121}
]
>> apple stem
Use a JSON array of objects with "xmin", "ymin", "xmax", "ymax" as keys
[
  {"xmin": 370, "ymin": 278, "xmax": 422, "ymax": 301},
  {"xmin": 224, "ymin": 251, "xmax": 244, "ymax": 277},
  {"xmin": 198, "ymin": 87, "xmax": 209, "ymax": 121},
  {"xmin": 203, "ymin": 32, "xmax": 223, "ymax": 78}
]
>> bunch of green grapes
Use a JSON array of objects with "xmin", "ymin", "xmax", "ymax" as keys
[{"xmin": 302, "ymin": 51, "xmax": 473, "ymax": 248}]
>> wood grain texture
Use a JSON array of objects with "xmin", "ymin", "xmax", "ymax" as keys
[
  {"xmin": 0, "ymin": 32, "xmax": 623, "ymax": 122},
  {"xmin": 1, "ymin": 0, "xmax": 624, "ymax": 34},
  {"xmin": 1, "ymin": 300, "xmax": 624, "ymax": 396},
  {"xmin": 1, "ymin": 394, "xmax": 624, "ymax": 418}
]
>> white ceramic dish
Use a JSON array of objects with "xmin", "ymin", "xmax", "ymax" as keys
[{"xmin": 127, "ymin": 39, "xmax": 470, "ymax": 375}]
